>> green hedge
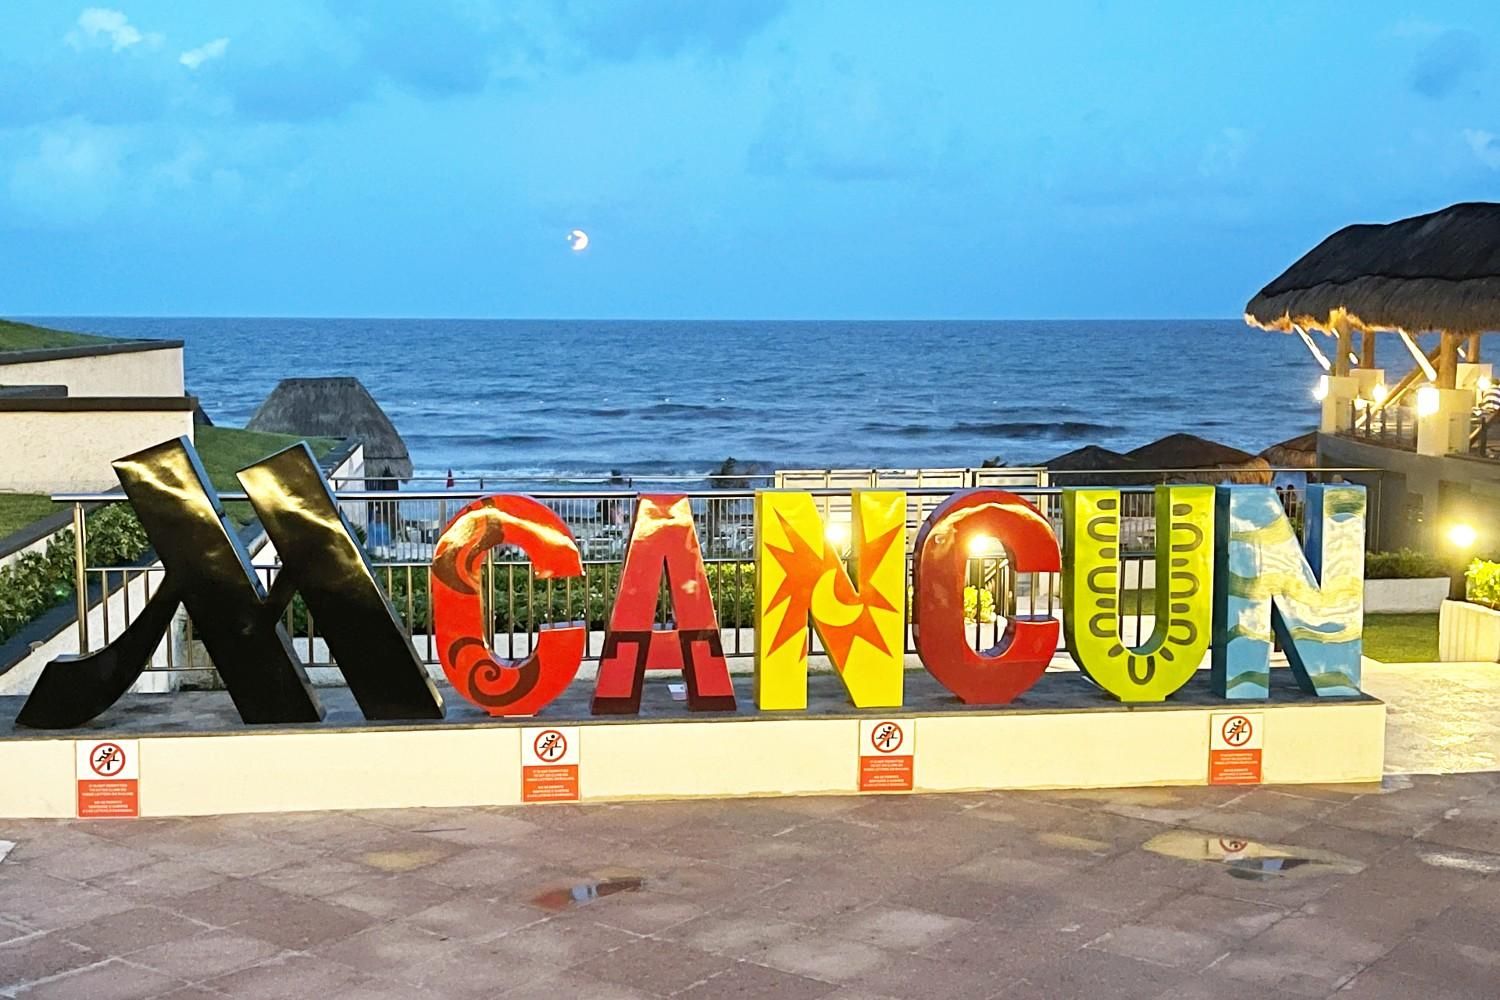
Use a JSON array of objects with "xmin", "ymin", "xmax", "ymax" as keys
[
  {"xmin": 1365, "ymin": 548, "xmax": 1451, "ymax": 580},
  {"xmin": 339, "ymin": 562, "xmax": 762, "ymax": 634},
  {"xmin": 309, "ymin": 566, "xmax": 995, "ymax": 636},
  {"xmin": 0, "ymin": 505, "xmax": 150, "ymax": 643}
]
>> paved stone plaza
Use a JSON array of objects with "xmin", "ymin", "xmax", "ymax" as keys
[{"xmin": 1, "ymin": 662, "xmax": 1498, "ymax": 999}]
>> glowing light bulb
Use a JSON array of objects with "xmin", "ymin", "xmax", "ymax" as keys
[
  {"xmin": 1416, "ymin": 385, "xmax": 1440, "ymax": 417},
  {"xmin": 1448, "ymin": 522, "xmax": 1477, "ymax": 550},
  {"xmin": 967, "ymin": 534, "xmax": 1005, "ymax": 559},
  {"xmin": 1371, "ymin": 383, "xmax": 1388, "ymax": 404},
  {"xmin": 825, "ymin": 520, "xmax": 851, "ymax": 548}
]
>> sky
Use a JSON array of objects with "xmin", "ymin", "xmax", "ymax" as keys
[{"xmin": 2, "ymin": 1, "xmax": 1500, "ymax": 320}]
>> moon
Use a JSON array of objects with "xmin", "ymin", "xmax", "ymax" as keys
[{"xmin": 568, "ymin": 229, "xmax": 589, "ymax": 252}]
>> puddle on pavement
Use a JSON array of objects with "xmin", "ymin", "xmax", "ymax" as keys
[
  {"xmin": 1143, "ymin": 831, "xmax": 1364, "ymax": 882},
  {"xmin": 532, "ymin": 873, "xmax": 645, "ymax": 911}
]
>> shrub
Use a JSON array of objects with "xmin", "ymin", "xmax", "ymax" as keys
[
  {"xmin": 1365, "ymin": 548, "xmax": 1450, "ymax": 580},
  {"xmin": 1466, "ymin": 559, "xmax": 1500, "ymax": 610},
  {"xmin": 964, "ymin": 586, "xmax": 996, "ymax": 623},
  {"xmin": 0, "ymin": 504, "xmax": 151, "ymax": 643}
]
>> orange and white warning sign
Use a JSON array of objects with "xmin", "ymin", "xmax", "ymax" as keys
[
  {"xmin": 1209, "ymin": 712, "xmax": 1263, "ymax": 785},
  {"xmin": 858, "ymin": 719, "xmax": 914, "ymax": 792},
  {"xmin": 521, "ymin": 726, "xmax": 580, "ymax": 803},
  {"xmin": 76, "ymin": 739, "xmax": 140, "ymax": 818}
]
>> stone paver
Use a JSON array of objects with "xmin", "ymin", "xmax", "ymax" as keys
[
  {"xmin": 1, "ymin": 774, "xmax": 1498, "ymax": 999},
  {"xmin": 2, "ymin": 662, "xmax": 1500, "ymax": 997}
]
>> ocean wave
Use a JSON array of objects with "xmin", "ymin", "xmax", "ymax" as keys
[
  {"xmin": 404, "ymin": 432, "xmax": 555, "ymax": 447},
  {"xmin": 637, "ymin": 403, "xmax": 752, "ymax": 420},
  {"xmin": 861, "ymin": 419, "xmax": 1120, "ymax": 439}
]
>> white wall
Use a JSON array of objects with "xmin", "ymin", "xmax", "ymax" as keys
[
  {"xmin": 0, "ymin": 345, "xmax": 184, "ymax": 397},
  {"xmin": 0, "ymin": 408, "xmax": 194, "ymax": 492}
]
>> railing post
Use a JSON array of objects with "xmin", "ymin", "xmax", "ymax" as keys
[{"xmin": 73, "ymin": 502, "xmax": 89, "ymax": 652}]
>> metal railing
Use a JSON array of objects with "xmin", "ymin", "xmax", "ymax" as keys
[
  {"xmin": 51, "ymin": 475, "xmax": 1370, "ymax": 688},
  {"xmin": 1344, "ymin": 399, "xmax": 1417, "ymax": 450},
  {"xmin": 1470, "ymin": 409, "xmax": 1500, "ymax": 461}
]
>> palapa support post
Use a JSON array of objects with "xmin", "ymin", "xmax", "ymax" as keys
[
  {"xmin": 1332, "ymin": 312, "xmax": 1352, "ymax": 377},
  {"xmin": 1467, "ymin": 332, "xmax": 1482, "ymax": 363},
  {"xmin": 1438, "ymin": 331, "xmax": 1459, "ymax": 389},
  {"xmin": 1360, "ymin": 329, "xmax": 1376, "ymax": 369}
]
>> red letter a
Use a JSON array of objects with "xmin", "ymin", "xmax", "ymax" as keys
[{"xmin": 591, "ymin": 495, "xmax": 737, "ymax": 714}]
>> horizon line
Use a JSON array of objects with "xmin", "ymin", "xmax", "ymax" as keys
[{"xmin": 15, "ymin": 313, "xmax": 1245, "ymax": 324}]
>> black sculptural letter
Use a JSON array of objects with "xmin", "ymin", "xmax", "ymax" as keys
[{"xmin": 17, "ymin": 437, "xmax": 443, "ymax": 728}]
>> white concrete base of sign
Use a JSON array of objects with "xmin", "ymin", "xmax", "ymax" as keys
[
  {"xmin": 1439, "ymin": 599, "xmax": 1500, "ymax": 662},
  {"xmin": 0, "ymin": 697, "xmax": 1386, "ymax": 819}
]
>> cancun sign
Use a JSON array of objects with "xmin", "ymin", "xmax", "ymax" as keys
[{"xmin": 17, "ymin": 438, "xmax": 1365, "ymax": 730}]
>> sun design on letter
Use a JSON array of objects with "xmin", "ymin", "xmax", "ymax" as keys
[{"xmin": 763, "ymin": 510, "xmax": 902, "ymax": 667}]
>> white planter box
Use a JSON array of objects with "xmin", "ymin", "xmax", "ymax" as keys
[
  {"xmin": 1363, "ymin": 577, "xmax": 1451, "ymax": 614},
  {"xmin": 1438, "ymin": 599, "xmax": 1500, "ymax": 663}
]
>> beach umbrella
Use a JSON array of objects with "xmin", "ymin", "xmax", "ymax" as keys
[
  {"xmin": 1125, "ymin": 433, "xmax": 1272, "ymax": 485},
  {"xmin": 1259, "ymin": 431, "xmax": 1318, "ymax": 470},
  {"xmin": 1043, "ymin": 444, "xmax": 1138, "ymax": 471},
  {"xmin": 1041, "ymin": 444, "xmax": 1153, "ymax": 487}
]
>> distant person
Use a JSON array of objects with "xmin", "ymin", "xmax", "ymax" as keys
[
  {"xmin": 599, "ymin": 469, "xmax": 631, "ymax": 527},
  {"xmin": 1479, "ymin": 381, "xmax": 1500, "ymax": 417}
]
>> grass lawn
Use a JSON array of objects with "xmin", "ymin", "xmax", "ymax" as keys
[
  {"xmin": 0, "ymin": 428, "xmax": 340, "ymax": 540},
  {"xmin": 0, "ymin": 318, "xmax": 112, "ymax": 352},
  {"xmin": 0, "ymin": 493, "xmax": 62, "ymax": 538},
  {"xmin": 195, "ymin": 426, "xmax": 340, "ymax": 523},
  {"xmin": 1363, "ymin": 613, "xmax": 1439, "ymax": 663}
]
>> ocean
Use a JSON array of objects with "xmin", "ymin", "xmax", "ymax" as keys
[{"xmin": 34, "ymin": 318, "xmax": 1324, "ymax": 480}]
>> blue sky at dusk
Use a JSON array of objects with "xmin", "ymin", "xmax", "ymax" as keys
[{"xmin": 3, "ymin": 1, "xmax": 1500, "ymax": 319}]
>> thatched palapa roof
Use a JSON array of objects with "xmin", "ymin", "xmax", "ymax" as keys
[
  {"xmin": 1043, "ymin": 444, "xmax": 1151, "ymax": 486},
  {"xmin": 1125, "ymin": 433, "xmax": 1272, "ymax": 484},
  {"xmin": 248, "ymin": 376, "xmax": 412, "ymax": 479},
  {"xmin": 1259, "ymin": 431, "xmax": 1318, "ymax": 469},
  {"xmin": 1245, "ymin": 201, "xmax": 1500, "ymax": 333},
  {"xmin": 1044, "ymin": 444, "xmax": 1138, "ymax": 472}
]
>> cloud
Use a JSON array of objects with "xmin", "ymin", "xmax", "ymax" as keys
[
  {"xmin": 562, "ymin": 0, "xmax": 786, "ymax": 61},
  {"xmin": 67, "ymin": 8, "xmax": 159, "ymax": 52},
  {"xmin": 180, "ymin": 37, "xmax": 229, "ymax": 70},
  {"xmin": 1410, "ymin": 29, "xmax": 1485, "ymax": 99},
  {"xmin": 7, "ymin": 123, "xmax": 126, "ymax": 227},
  {"xmin": 340, "ymin": 3, "xmax": 494, "ymax": 97},
  {"xmin": 214, "ymin": 1, "xmax": 503, "ymax": 121},
  {"xmin": 1464, "ymin": 129, "xmax": 1500, "ymax": 170},
  {"xmin": 748, "ymin": 61, "xmax": 966, "ymax": 183},
  {"xmin": 1199, "ymin": 127, "xmax": 1251, "ymax": 178}
]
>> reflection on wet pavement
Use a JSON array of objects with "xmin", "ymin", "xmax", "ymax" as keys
[
  {"xmin": 1143, "ymin": 830, "xmax": 1366, "ymax": 881},
  {"xmin": 1419, "ymin": 848, "xmax": 1500, "ymax": 874},
  {"xmin": 531, "ymin": 873, "xmax": 646, "ymax": 911}
]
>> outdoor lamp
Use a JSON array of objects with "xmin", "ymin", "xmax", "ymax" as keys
[
  {"xmin": 967, "ymin": 533, "xmax": 1005, "ymax": 559},
  {"xmin": 1447, "ymin": 522, "xmax": 1477, "ymax": 551},
  {"xmin": 1371, "ymin": 383, "xmax": 1389, "ymax": 404},
  {"xmin": 1445, "ymin": 521, "xmax": 1478, "ymax": 601},
  {"xmin": 824, "ymin": 519, "xmax": 851, "ymax": 549},
  {"xmin": 1416, "ymin": 385, "xmax": 1440, "ymax": 417}
]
